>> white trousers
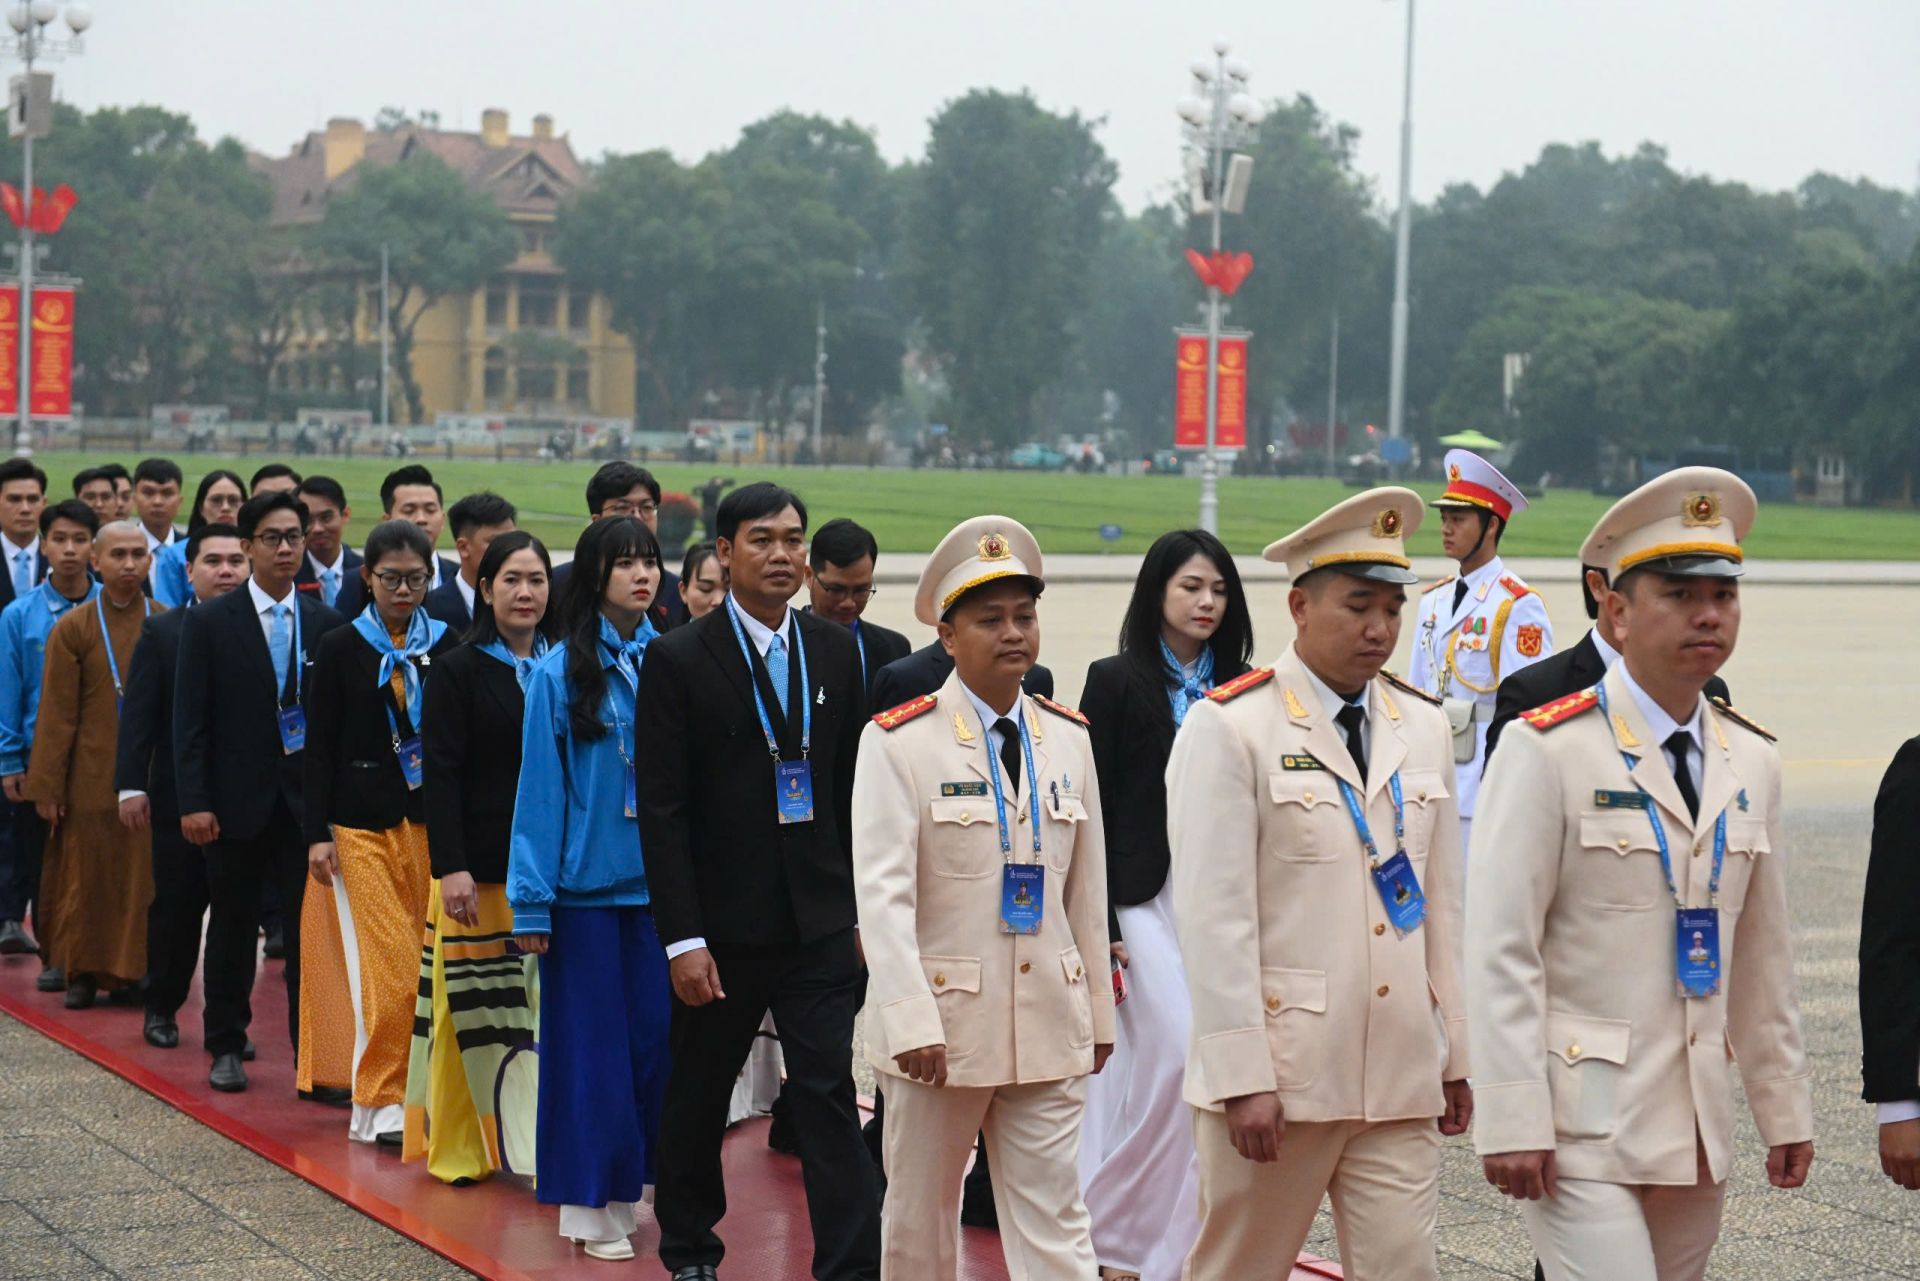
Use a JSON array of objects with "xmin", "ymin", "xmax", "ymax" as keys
[
  {"xmin": 1079, "ymin": 885, "xmax": 1200, "ymax": 1281},
  {"xmin": 883, "ymin": 1074, "xmax": 1096, "ymax": 1281},
  {"xmin": 1521, "ymin": 1173, "xmax": 1725, "ymax": 1281}
]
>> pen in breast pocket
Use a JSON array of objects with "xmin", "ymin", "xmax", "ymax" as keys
[{"xmin": 1050, "ymin": 781, "xmax": 1059, "ymax": 808}]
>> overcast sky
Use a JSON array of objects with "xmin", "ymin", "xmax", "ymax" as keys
[{"xmin": 47, "ymin": 1, "xmax": 1920, "ymax": 212}]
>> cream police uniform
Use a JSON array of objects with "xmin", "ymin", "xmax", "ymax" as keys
[
  {"xmin": 1407, "ymin": 450, "xmax": 1553, "ymax": 853},
  {"xmin": 1168, "ymin": 489, "xmax": 1468, "ymax": 1281},
  {"xmin": 853, "ymin": 516, "xmax": 1114, "ymax": 1281},
  {"xmin": 1467, "ymin": 468, "xmax": 1812, "ymax": 1281}
]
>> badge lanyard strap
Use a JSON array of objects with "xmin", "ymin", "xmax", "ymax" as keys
[
  {"xmin": 1336, "ymin": 771, "xmax": 1404, "ymax": 870},
  {"xmin": 987, "ymin": 709, "xmax": 1043, "ymax": 864},
  {"xmin": 600, "ymin": 638, "xmax": 639, "ymax": 778},
  {"xmin": 279, "ymin": 597, "xmax": 304, "ymax": 708},
  {"xmin": 723, "ymin": 598, "xmax": 810, "ymax": 760},
  {"xmin": 852, "ymin": 621, "xmax": 867, "ymax": 689},
  {"xmin": 95, "ymin": 593, "xmax": 150, "ymax": 710},
  {"xmin": 1593, "ymin": 684, "xmax": 1726, "ymax": 908}
]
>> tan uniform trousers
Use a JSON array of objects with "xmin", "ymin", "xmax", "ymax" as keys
[
  {"xmin": 1520, "ymin": 1172, "xmax": 1726, "ymax": 1281},
  {"xmin": 881, "ymin": 1074, "xmax": 1096, "ymax": 1281},
  {"xmin": 1186, "ymin": 1111, "xmax": 1440, "ymax": 1281}
]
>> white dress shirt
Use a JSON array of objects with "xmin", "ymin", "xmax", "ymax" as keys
[
  {"xmin": 248, "ymin": 576, "xmax": 299, "ymax": 670},
  {"xmin": 1, "ymin": 534, "xmax": 36, "ymax": 596},
  {"xmin": 455, "ymin": 572, "xmax": 476, "ymax": 618},
  {"xmin": 307, "ymin": 548, "xmax": 346, "ymax": 603},
  {"xmin": 1296, "ymin": 646, "xmax": 1372, "ymax": 767},
  {"xmin": 1588, "ymin": 626, "xmax": 1621, "ymax": 672},
  {"xmin": 1615, "ymin": 661, "xmax": 1704, "ymax": 796},
  {"xmin": 143, "ymin": 524, "xmax": 176, "ymax": 590},
  {"xmin": 960, "ymin": 680, "xmax": 1027, "ymax": 788}
]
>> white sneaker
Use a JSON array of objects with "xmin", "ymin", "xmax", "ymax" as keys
[{"xmin": 577, "ymin": 1238, "xmax": 636, "ymax": 1261}]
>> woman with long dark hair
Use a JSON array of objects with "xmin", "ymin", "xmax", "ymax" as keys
[
  {"xmin": 152, "ymin": 469, "xmax": 245, "ymax": 606},
  {"xmin": 304, "ymin": 519, "xmax": 460, "ymax": 1145},
  {"xmin": 402, "ymin": 530, "xmax": 556, "ymax": 1185},
  {"xmin": 507, "ymin": 516, "xmax": 671, "ymax": 1259},
  {"xmin": 1077, "ymin": 528, "xmax": 1253, "ymax": 1281}
]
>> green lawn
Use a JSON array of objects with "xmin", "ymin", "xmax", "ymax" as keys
[{"xmin": 32, "ymin": 451, "xmax": 1920, "ymax": 560}]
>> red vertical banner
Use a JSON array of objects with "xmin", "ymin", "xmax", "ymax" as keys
[
  {"xmin": 1173, "ymin": 330, "xmax": 1208, "ymax": 447},
  {"xmin": 0, "ymin": 285, "xmax": 17, "ymax": 410},
  {"xmin": 1215, "ymin": 334, "xmax": 1248, "ymax": 449},
  {"xmin": 29, "ymin": 285, "xmax": 72, "ymax": 419}
]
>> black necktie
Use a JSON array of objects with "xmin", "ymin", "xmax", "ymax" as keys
[
  {"xmin": 1336, "ymin": 702, "xmax": 1368, "ymax": 785},
  {"xmin": 994, "ymin": 717, "xmax": 1022, "ymax": 793},
  {"xmin": 1451, "ymin": 578, "xmax": 1469, "ymax": 616},
  {"xmin": 1665, "ymin": 731, "xmax": 1699, "ymax": 820}
]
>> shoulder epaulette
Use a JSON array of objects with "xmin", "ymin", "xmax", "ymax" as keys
[
  {"xmin": 1421, "ymin": 575, "xmax": 1456, "ymax": 596},
  {"xmin": 872, "ymin": 693, "xmax": 937, "ymax": 731},
  {"xmin": 1206, "ymin": 667, "xmax": 1274, "ymax": 704},
  {"xmin": 1709, "ymin": 696, "xmax": 1777, "ymax": 743},
  {"xmin": 1499, "ymin": 574, "xmax": 1533, "ymax": 599},
  {"xmin": 1380, "ymin": 669, "xmax": 1442, "ymax": 706},
  {"xmin": 1032, "ymin": 694, "xmax": 1089, "ymax": 727},
  {"xmin": 1520, "ymin": 689, "xmax": 1599, "ymax": 731}
]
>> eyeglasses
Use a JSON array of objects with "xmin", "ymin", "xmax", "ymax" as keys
[
  {"xmin": 372, "ymin": 570, "xmax": 431, "ymax": 591},
  {"xmin": 818, "ymin": 584, "xmax": 877, "ymax": 603},
  {"xmin": 602, "ymin": 500, "xmax": 659, "ymax": 517},
  {"xmin": 250, "ymin": 529, "xmax": 306, "ymax": 548}
]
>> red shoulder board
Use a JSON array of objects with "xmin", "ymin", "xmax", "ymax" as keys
[
  {"xmin": 1520, "ymin": 689, "xmax": 1598, "ymax": 731},
  {"xmin": 1709, "ymin": 697, "xmax": 1777, "ymax": 743},
  {"xmin": 1206, "ymin": 667, "xmax": 1275, "ymax": 704},
  {"xmin": 1499, "ymin": 575, "xmax": 1533, "ymax": 599},
  {"xmin": 1421, "ymin": 575, "xmax": 1456, "ymax": 596},
  {"xmin": 872, "ymin": 693, "xmax": 938, "ymax": 731},
  {"xmin": 1032, "ymin": 694, "xmax": 1089, "ymax": 727},
  {"xmin": 1380, "ymin": 669, "xmax": 1441, "ymax": 706}
]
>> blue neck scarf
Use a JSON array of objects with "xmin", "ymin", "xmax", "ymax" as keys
[
  {"xmin": 479, "ymin": 635, "xmax": 550, "ymax": 690},
  {"xmin": 352, "ymin": 605, "xmax": 448, "ymax": 730},
  {"xmin": 1161, "ymin": 638, "xmax": 1217, "ymax": 728},
  {"xmin": 599, "ymin": 613, "xmax": 657, "ymax": 694}
]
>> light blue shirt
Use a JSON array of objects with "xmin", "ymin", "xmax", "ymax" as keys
[{"xmin": 0, "ymin": 578, "xmax": 101, "ymax": 775}]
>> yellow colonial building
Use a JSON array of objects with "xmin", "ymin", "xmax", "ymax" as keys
[{"xmin": 251, "ymin": 109, "xmax": 636, "ymax": 422}]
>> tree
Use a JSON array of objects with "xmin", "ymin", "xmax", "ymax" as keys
[
  {"xmin": 904, "ymin": 90, "xmax": 1117, "ymax": 447},
  {"xmin": 1798, "ymin": 173, "xmax": 1920, "ymax": 265},
  {"xmin": 1064, "ymin": 206, "xmax": 1181, "ymax": 448},
  {"xmin": 316, "ymin": 154, "xmax": 516, "ymax": 423}
]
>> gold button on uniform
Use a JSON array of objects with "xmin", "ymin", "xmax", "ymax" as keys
[
  {"xmin": 1568, "ymin": 1043, "xmax": 1582, "ymax": 1059},
  {"xmin": 1265, "ymin": 996, "xmax": 1280, "ymax": 1011},
  {"xmin": 1075, "ymin": 965, "xmax": 1084, "ymax": 978},
  {"xmin": 1303, "ymin": 791, "xmax": 1315, "ymax": 804},
  {"xmin": 1376, "ymin": 985, "xmax": 1390, "ymax": 998},
  {"xmin": 933, "ymin": 973, "xmax": 946, "ymax": 987},
  {"xmin": 1374, "ymin": 923, "xmax": 1386, "ymax": 936},
  {"xmin": 1019, "ymin": 962, "xmax": 1031, "ymax": 974},
  {"xmin": 1617, "ymin": 837, "xmax": 1630, "ymax": 850},
  {"xmin": 959, "ymin": 813, "xmax": 971, "ymax": 824}
]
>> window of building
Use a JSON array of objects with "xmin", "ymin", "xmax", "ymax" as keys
[
  {"xmin": 566, "ymin": 360, "xmax": 590, "ymax": 406},
  {"xmin": 519, "ymin": 225, "xmax": 548, "ymax": 257},
  {"xmin": 519, "ymin": 362, "xmax": 557, "ymax": 403},
  {"xmin": 567, "ymin": 292, "xmax": 591, "ymax": 334},
  {"xmin": 518, "ymin": 281, "xmax": 557, "ymax": 331},
  {"xmin": 485, "ymin": 285, "xmax": 508, "ymax": 328},
  {"xmin": 484, "ymin": 346, "xmax": 508, "ymax": 404}
]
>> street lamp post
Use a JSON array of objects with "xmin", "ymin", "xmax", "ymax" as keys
[
  {"xmin": 1385, "ymin": 0, "xmax": 1416, "ymax": 476},
  {"xmin": 811, "ymin": 298, "xmax": 825, "ymax": 464},
  {"xmin": 4, "ymin": 0, "xmax": 88, "ymax": 460},
  {"xmin": 1178, "ymin": 43, "xmax": 1259, "ymax": 535}
]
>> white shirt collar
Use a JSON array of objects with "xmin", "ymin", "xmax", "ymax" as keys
[
  {"xmin": 143, "ymin": 524, "xmax": 175, "ymax": 551},
  {"xmin": 1458, "ymin": 553, "xmax": 1504, "ymax": 598},
  {"xmin": 456, "ymin": 573, "xmax": 475, "ymax": 614},
  {"xmin": 307, "ymin": 548, "xmax": 343, "ymax": 576},
  {"xmin": 960, "ymin": 679, "xmax": 1024, "ymax": 739},
  {"xmin": 1, "ymin": 533, "xmax": 35, "ymax": 562},
  {"xmin": 1615, "ymin": 660, "xmax": 1702, "ymax": 760},
  {"xmin": 726, "ymin": 593, "xmax": 791, "ymax": 657},
  {"xmin": 1293, "ymin": 645, "xmax": 1371, "ymax": 724},
  {"xmin": 1589, "ymin": 626, "xmax": 1621, "ymax": 671},
  {"xmin": 247, "ymin": 576, "xmax": 295, "ymax": 613}
]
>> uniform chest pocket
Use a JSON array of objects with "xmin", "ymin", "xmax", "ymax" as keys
[
  {"xmin": 1266, "ymin": 772, "xmax": 1344, "ymax": 862},
  {"xmin": 1042, "ymin": 791, "xmax": 1087, "ymax": 872},
  {"xmin": 927, "ymin": 797, "xmax": 1001, "ymax": 880},
  {"xmin": 1399, "ymin": 769, "xmax": 1449, "ymax": 854},
  {"xmin": 1576, "ymin": 813, "xmax": 1665, "ymax": 910},
  {"xmin": 1717, "ymin": 818, "xmax": 1769, "ymax": 912}
]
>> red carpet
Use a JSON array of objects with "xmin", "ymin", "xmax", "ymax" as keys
[{"xmin": 0, "ymin": 949, "xmax": 1341, "ymax": 1280}]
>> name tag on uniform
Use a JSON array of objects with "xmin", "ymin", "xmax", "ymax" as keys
[
  {"xmin": 1281, "ymin": 754, "xmax": 1326, "ymax": 771},
  {"xmin": 940, "ymin": 781, "xmax": 988, "ymax": 797},
  {"xmin": 1370, "ymin": 850, "xmax": 1427, "ymax": 937},
  {"xmin": 276, "ymin": 706, "xmax": 307, "ymax": 755},
  {"xmin": 1675, "ymin": 907, "xmax": 1721, "ymax": 998},
  {"xmin": 1000, "ymin": 863, "xmax": 1044, "ymax": 935},
  {"xmin": 775, "ymin": 760, "xmax": 815, "ymax": 825},
  {"xmin": 1593, "ymin": 789, "xmax": 1649, "ymax": 810},
  {"xmin": 396, "ymin": 736, "xmax": 423, "ymax": 790}
]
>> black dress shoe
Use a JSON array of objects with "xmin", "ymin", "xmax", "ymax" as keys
[
  {"xmin": 0, "ymin": 919, "xmax": 33, "ymax": 954},
  {"xmin": 375, "ymin": 1129, "xmax": 403, "ymax": 1148},
  {"xmin": 669, "ymin": 1267, "xmax": 719, "ymax": 1281},
  {"xmin": 35, "ymin": 965, "xmax": 64, "ymax": 992},
  {"xmin": 299, "ymin": 1085, "xmax": 352, "ymax": 1107},
  {"xmin": 262, "ymin": 927, "xmax": 285, "ymax": 960},
  {"xmin": 143, "ymin": 1010, "xmax": 179, "ymax": 1048},
  {"xmin": 63, "ymin": 974, "xmax": 97, "ymax": 1009},
  {"xmin": 209, "ymin": 1053, "xmax": 248, "ymax": 1093},
  {"xmin": 242, "ymin": 1039, "xmax": 256, "ymax": 1062}
]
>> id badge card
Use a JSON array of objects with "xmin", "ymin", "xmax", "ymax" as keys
[
  {"xmin": 624, "ymin": 763, "xmax": 638, "ymax": 819},
  {"xmin": 396, "ymin": 737, "xmax": 423, "ymax": 790},
  {"xmin": 1370, "ymin": 849, "xmax": 1427, "ymax": 937},
  {"xmin": 276, "ymin": 706, "xmax": 307, "ymax": 755},
  {"xmin": 1675, "ymin": 907, "xmax": 1721, "ymax": 998},
  {"xmin": 1000, "ymin": 863, "xmax": 1044, "ymax": 935},
  {"xmin": 774, "ymin": 759, "xmax": 815, "ymax": 825}
]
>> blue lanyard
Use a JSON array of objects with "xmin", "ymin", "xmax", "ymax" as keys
[
  {"xmin": 852, "ymin": 620, "xmax": 867, "ymax": 688},
  {"xmin": 1593, "ymin": 684, "xmax": 1727, "ymax": 906},
  {"xmin": 95, "ymin": 593, "xmax": 150, "ymax": 710},
  {"xmin": 723, "ymin": 597, "xmax": 810, "ymax": 758},
  {"xmin": 596, "ymin": 640, "xmax": 639, "ymax": 775},
  {"xmin": 1336, "ymin": 771, "xmax": 1404, "ymax": 869},
  {"xmin": 985, "ymin": 706, "xmax": 1043, "ymax": 862}
]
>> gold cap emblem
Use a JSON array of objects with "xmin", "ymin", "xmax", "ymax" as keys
[
  {"xmin": 1372, "ymin": 508, "xmax": 1403, "ymax": 539},
  {"xmin": 1448, "ymin": 463, "xmax": 1461, "ymax": 483},
  {"xmin": 978, "ymin": 532, "xmax": 1011, "ymax": 562},
  {"xmin": 1682, "ymin": 492, "xmax": 1721, "ymax": 527}
]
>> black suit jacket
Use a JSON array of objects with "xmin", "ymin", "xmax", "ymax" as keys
[
  {"xmin": 332, "ymin": 553, "xmax": 459, "ymax": 622},
  {"xmin": 173, "ymin": 584, "xmax": 344, "ymax": 841},
  {"xmin": 800, "ymin": 607, "xmax": 911, "ymax": 699},
  {"xmin": 1862, "ymin": 735, "xmax": 1920, "ymax": 1102},
  {"xmin": 294, "ymin": 547, "xmax": 364, "ymax": 608},
  {"xmin": 422, "ymin": 577, "xmax": 473, "ymax": 633},
  {"xmin": 1486, "ymin": 630, "xmax": 1731, "ymax": 761},
  {"xmin": 637, "ymin": 606, "xmax": 866, "ymax": 949},
  {"xmin": 422, "ymin": 643, "xmax": 525, "ymax": 884},
  {"xmin": 554, "ymin": 560, "xmax": 682, "ymax": 632},
  {"xmin": 114, "ymin": 607, "xmax": 188, "ymax": 826},
  {"xmin": 869, "ymin": 640, "xmax": 1055, "ymax": 711},
  {"xmin": 302, "ymin": 620, "xmax": 461, "ymax": 844},
  {"xmin": 0, "ymin": 548, "xmax": 48, "ymax": 612},
  {"xmin": 1082, "ymin": 652, "xmax": 1249, "ymax": 942}
]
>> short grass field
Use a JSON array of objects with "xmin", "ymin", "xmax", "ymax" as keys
[{"xmin": 32, "ymin": 450, "xmax": 1920, "ymax": 560}]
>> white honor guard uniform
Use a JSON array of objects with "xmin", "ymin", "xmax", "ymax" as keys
[
  {"xmin": 1168, "ymin": 490, "xmax": 1468, "ymax": 1281},
  {"xmin": 1407, "ymin": 450, "xmax": 1553, "ymax": 855},
  {"xmin": 853, "ymin": 516, "xmax": 1114, "ymax": 1281},
  {"xmin": 1467, "ymin": 469, "xmax": 1812, "ymax": 1281}
]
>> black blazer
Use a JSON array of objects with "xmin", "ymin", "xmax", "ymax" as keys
[
  {"xmin": 294, "ymin": 547, "xmax": 364, "ymax": 606},
  {"xmin": 1862, "ymin": 735, "xmax": 1920, "ymax": 1103},
  {"xmin": 1082, "ymin": 652, "xmax": 1250, "ymax": 941},
  {"xmin": 173, "ymin": 584, "xmax": 344, "ymax": 841},
  {"xmin": 800, "ymin": 607, "xmax": 911, "ymax": 698},
  {"xmin": 422, "ymin": 643, "xmax": 525, "ymax": 884},
  {"xmin": 114, "ymin": 608, "xmax": 188, "ymax": 826},
  {"xmin": 1486, "ymin": 630, "xmax": 1731, "ymax": 760},
  {"xmin": 0, "ymin": 547, "xmax": 47, "ymax": 612},
  {"xmin": 637, "ymin": 606, "xmax": 867, "ymax": 949},
  {"xmin": 302, "ymin": 620, "xmax": 461, "ymax": 844},
  {"xmin": 422, "ymin": 577, "xmax": 473, "ymax": 632},
  {"xmin": 554, "ymin": 560, "xmax": 683, "ymax": 632},
  {"xmin": 870, "ymin": 640, "xmax": 1054, "ymax": 710},
  {"xmin": 332, "ymin": 553, "xmax": 460, "ymax": 622}
]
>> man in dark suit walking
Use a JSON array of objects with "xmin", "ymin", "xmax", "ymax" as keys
[
  {"xmin": 803, "ymin": 518, "xmax": 910, "ymax": 699},
  {"xmin": 423, "ymin": 491, "xmax": 516, "ymax": 631},
  {"xmin": 331, "ymin": 465, "xmax": 458, "ymax": 619},
  {"xmin": 174, "ymin": 492, "xmax": 344, "ymax": 1093},
  {"xmin": 552, "ymin": 462, "xmax": 683, "ymax": 628},
  {"xmin": 1863, "ymin": 735, "xmax": 1920, "ymax": 1192},
  {"xmin": 114, "ymin": 523, "xmax": 248, "ymax": 1049},
  {"xmin": 638, "ymin": 482, "xmax": 879, "ymax": 1281},
  {"xmin": 292, "ymin": 476, "xmax": 362, "ymax": 610}
]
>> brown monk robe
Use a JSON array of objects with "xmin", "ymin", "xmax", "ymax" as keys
[{"xmin": 27, "ymin": 587, "xmax": 161, "ymax": 1000}]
